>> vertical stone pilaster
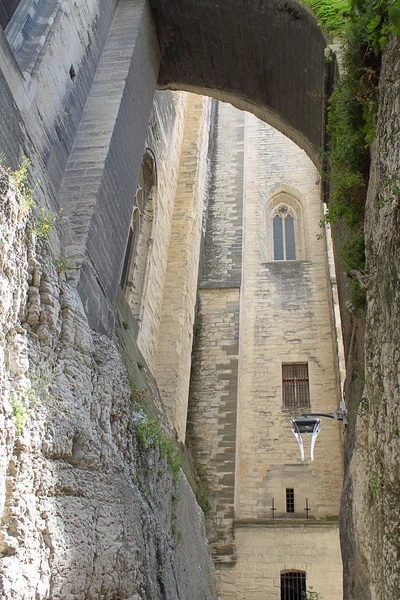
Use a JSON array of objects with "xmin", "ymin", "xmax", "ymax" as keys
[
  {"xmin": 153, "ymin": 94, "xmax": 212, "ymax": 441},
  {"xmin": 187, "ymin": 103, "xmax": 245, "ymax": 565}
]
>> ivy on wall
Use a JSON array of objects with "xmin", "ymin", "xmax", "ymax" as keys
[{"xmin": 303, "ymin": 0, "xmax": 400, "ymax": 312}]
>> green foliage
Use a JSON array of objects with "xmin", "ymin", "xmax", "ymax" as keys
[
  {"xmin": 128, "ymin": 374, "xmax": 148, "ymax": 404},
  {"xmin": 339, "ymin": 229, "xmax": 367, "ymax": 312},
  {"xmin": 193, "ymin": 467, "xmax": 210, "ymax": 515},
  {"xmin": 55, "ymin": 256, "xmax": 75, "ymax": 279},
  {"xmin": 302, "ymin": 0, "xmax": 350, "ymax": 36},
  {"xmin": 380, "ymin": 174, "xmax": 400, "ymax": 206},
  {"xmin": 321, "ymin": 0, "xmax": 400, "ymax": 318},
  {"xmin": 134, "ymin": 405, "xmax": 182, "ymax": 481},
  {"xmin": 358, "ymin": 0, "xmax": 400, "ymax": 53},
  {"xmin": 13, "ymin": 156, "xmax": 37, "ymax": 212},
  {"xmin": 193, "ymin": 319, "xmax": 203, "ymax": 337},
  {"xmin": 35, "ymin": 207, "xmax": 59, "ymax": 239},
  {"xmin": 369, "ymin": 470, "xmax": 385, "ymax": 494},
  {"xmin": 26, "ymin": 359, "xmax": 64, "ymax": 417},
  {"xmin": 12, "ymin": 395, "xmax": 28, "ymax": 435},
  {"xmin": 171, "ymin": 524, "xmax": 182, "ymax": 547},
  {"xmin": 339, "ymin": 231, "xmax": 365, "ymax": 271},
  {"xmin": 303, "ymin": 587, "xmax": 323, "ymax": 600},
  {"xmin": 345, "ymin": 279, "xmax": 367, "ymax": 314}
]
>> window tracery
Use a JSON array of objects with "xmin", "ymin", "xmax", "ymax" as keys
[{"xmin": 273, "ymin": 204, "xmax": 296, "ymax": 261}]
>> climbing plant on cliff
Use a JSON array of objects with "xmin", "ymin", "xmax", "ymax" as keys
[{"xmin": 306, "ymin": 0, "xmax": 400, "ymax": 311}]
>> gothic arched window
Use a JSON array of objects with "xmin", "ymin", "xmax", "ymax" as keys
[
  {"xmin": 280, "ymin": 571, "xmax": 306, "ymax": 600},
  {"xmin": 121, "ymin": 152, "xmax": 156, "ymax": 320},
  {"xmin": 120, "ymin": 164, "xmax": 146, "ymax": 292},
  {"xmin": 273, "ymin": 205, "xmax": 296, "ymax": 261}
]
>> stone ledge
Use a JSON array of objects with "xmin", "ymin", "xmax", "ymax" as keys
[
  {"xmin": 199, "ymin": 280, "xmax": 241, "ymax": 289},
  {"xmin": 234, "ymin": 518, "xmax": 339, "ymax": 528}
]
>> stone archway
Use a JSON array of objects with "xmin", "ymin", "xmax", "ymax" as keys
[{"xmin": 150, "ymin": 0, "xmax": 328, "ymax": 165}]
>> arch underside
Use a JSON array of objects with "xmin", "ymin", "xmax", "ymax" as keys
[{"xmin": 149, "ymin": 0, "xmax": 328, "ymax": 166}]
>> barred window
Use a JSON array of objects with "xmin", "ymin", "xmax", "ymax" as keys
[
  {"xmin": 286, "ymin": 488, "xmax": 295, "ymax": 513},
  {"xmin": 282, "ymin": 363, "xmax": 310, "ymax": 407},
  {"xmin": 281, "ymin": 571, "xmax": 306, "ymax": 600}
]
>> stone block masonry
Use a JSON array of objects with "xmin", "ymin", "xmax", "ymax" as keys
[
  {"xmin": 187, "ymin": 288, "xmax": 240, "ymax": 566},
  {"xmin": 153, "ymin": 93, "xmax": 212, "ymax": 441},
  {"xmin": 135, "ymin": 91, "xmax": 189, "ymax": 370},
  {"xmin": 57, "ymin": 0, "xmax": 161, "ymax": 334},
  {"xmin": 187, "ymin": 102, "xmax": 343, "ymax": 597},
  {"xmin": 0, "ymin": 0, "xmax": 118, "ymax": 193},
  {"xmin": 150, "ymin": 0, "xmax": 328, "ymax": 165}
]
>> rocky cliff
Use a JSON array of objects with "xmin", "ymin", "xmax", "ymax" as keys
[
  {"xmin": 0, "ymin": 168, "xmax": 217, "ymax": 599},
  {"xmin": 341, "ymin": 36, "xmax": 400, "ymax": 600}
]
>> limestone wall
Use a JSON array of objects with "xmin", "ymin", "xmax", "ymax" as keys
[
  {"xmin": 153, "ymin": 94, "xmax": 212, "ymax": 440},
  {"xmin": 218, "ymin": 524, "xmax": 343, "ymax": 600},
  {"xmin": 0, "ymin": 0, "xmax": 117, "ymax": 191},
  {"xmin": 237, "ymin": 114, "xmax": 343, "ymax": 521},
  {"xmin": 135, "ymin": 91, "xmax": 189, "ymax": 370},
  {"xmin": 188, "ymin": 103, "xmax": 343, "ymax": 597},
  {"xmin": 187, "ymin": 102, "xmax": 244, "ymax": 564}
]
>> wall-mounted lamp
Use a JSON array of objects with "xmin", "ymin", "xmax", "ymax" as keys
[
  {"xmin": 291, "ymin": 417, "xmax": 321, "ymax": 461},
  {"xmin": 291, "ymin": 401, "xmax": 347, "ymax": 461}
]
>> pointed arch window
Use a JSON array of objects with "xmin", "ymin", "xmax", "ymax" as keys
[
  {"xmin": 120, "ymin": 164, "xmax": 146, "ymax": 291},
  {"xmin": 273, "ymin": 205, "xmax": 296, "ymax": 261},
  {"xmin": 120, "ymin": 152, "xmax": 156, "ymax": 321}
]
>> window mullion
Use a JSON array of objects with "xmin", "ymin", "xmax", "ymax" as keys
[{"xmin": 282, "ymin": 215, "xmax": 286, "ymax": 261}]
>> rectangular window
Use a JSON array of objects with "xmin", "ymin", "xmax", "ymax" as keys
[
  {"xmin": 281, "ymin": 571, "xmax": 306, "ymax": 600},
  {"xmin": 282, "ymin": 363, "xmax": 310, "ymax": 407},
  {"xmin": 286, "ymin": 488, "xmax": 295, "ymax": 513}
]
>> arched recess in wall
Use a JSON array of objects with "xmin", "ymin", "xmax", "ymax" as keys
[
  {"xmin": 259, "ymin": 185, "xmax": 306, "ymax": 263},
  {"xmin": 149, "ymin": 0, "xmax": 329, "ymax": 166},
  {"xmin": 120, "ymin": 150, "xmax": 157, "ymax": 324}
]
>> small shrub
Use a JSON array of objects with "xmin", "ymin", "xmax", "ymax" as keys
[
  {"xmin": 369, "ymin": 471, "xmax": 384, "ymax": 495},
  {"xmin": 194, "ymin": 470, "xmax": 210, "ymax": 515},
  {"xmin": 13, "ymin": 156, "xmax": 36, "ymax": 213},
  {"xmin": 134, "ymin": 406, "xmax": 182, "ymax": 481},
  {"xmin": 127, "ymin": 374, "xmax": 148, "ymax": 405},
  {"xmin": 27, "ymin": 359, "xmax": 62, "ymax": 410},
  {"xmin": 157, "ymin": 567, "xmax": 165, "ymax": 584},
  {"xmin": 380, "ymin": 174, "xmax": 400, "ymax": 207},
  {"xmin": 345, "ymin": 278, "xmax": 366, "ymax": 314},
  {"xmin": 171, "ymin": 524, "xmax": 182, "ymax": 547},
  {"xmin": 35, "ymin": 207, "xmax": 59, "ymax": 239},
  {"xmin": 12, "ymin": 395, "xmax": 28, "ymax": 435},
  {"xmin": 303, "ymin": 587, "xmax": 323, "ymax": 600},
  {"xmin": 339, "ymin": 231, "xmax": 365, "ymax": 272},
  {"xmin": 55, "ymin": 256, "xmax": 75, "ymax": 278}
]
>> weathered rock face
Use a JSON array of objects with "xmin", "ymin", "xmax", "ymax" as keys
[
  {"xmin": 0, "ymin": 170, "xmax": 217, "ymax": 599},
  {"xmin": 341, "ymin": 37, "xmax": 400, "ymax": 600}
]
